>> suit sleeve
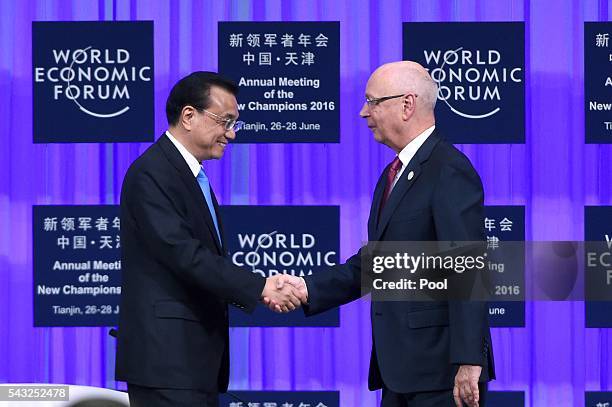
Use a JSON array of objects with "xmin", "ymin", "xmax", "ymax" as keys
[
  {"xmin": 302, "ymin": 248, "xmax": 365, "ymax": 315},
  {"xmin": 432, "ymin": 159, "xmax": 488, "ymax": 366},
  {"xmin": 302, "ymin": 172, "xmax": 390, "ymax": 316},
  {"xmin": 123, "ymin": 169, "xmax": 265, "ymax": 313}
]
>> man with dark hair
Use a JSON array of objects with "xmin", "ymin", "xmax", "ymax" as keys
[
  {"xmin": 165, "ymin": 72, "xmax": 239, "ymax": 126},
  {"xmin": 115, "ymin": 71, "xmax": 303, "ymax": 407}
]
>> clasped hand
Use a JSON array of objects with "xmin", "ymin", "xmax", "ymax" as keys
[{"xmin": 260, "ymin": 275, "xmax": 308, "ymax": 313}]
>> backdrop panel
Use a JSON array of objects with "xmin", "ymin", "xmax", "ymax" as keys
[{"xmin": 1, "ymin": 1, "xmax": 611, "ymax": 406}]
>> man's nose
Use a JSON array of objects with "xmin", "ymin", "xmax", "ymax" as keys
[
  {"xmin": 359, "ymin": 102, "xmax": 370, "ymax": 118},
  {"xmin": 225, "ymin": 128, "xmax": 236, "ymax": 140}
]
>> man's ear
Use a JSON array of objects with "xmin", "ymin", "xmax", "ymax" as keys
[
  {"xmin": 181, "ymin": 106, "xmax": 196, "ymax": 131},
  {"xmin": 401, "ymin": 95, "xmax": 416, "ymax": 121}
]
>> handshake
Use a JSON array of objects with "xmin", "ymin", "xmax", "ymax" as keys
[{"xmin": 260, "ymin": 275, "xmax": 309, "ymax": 313}]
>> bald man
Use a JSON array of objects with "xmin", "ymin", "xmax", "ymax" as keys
[{"xmin": 272, "ymin": 62, "xmax": 495, "ymax": 406}]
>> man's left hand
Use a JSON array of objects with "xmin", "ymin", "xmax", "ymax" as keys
[{"xmin": 453, "ymin": 364, "xmax": 482, "ymax": 407}]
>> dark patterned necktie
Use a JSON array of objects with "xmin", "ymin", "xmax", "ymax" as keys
[{"xmin": 379, "ymin": 156, "xmax": 402, "ymax": 214}]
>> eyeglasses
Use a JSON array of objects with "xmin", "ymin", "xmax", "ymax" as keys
[
  {"xmin": 196, "ymin": 108, "xmax": 245, "ymax": 132},
  {"xmin": 365, "ymin": 93, "xmax": 418, "ymax": 107}
]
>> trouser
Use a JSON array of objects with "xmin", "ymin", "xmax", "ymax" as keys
[
  {"xmin": 381, "ymin": 382, "xmax": 488, "ymax": 407},
  {"xmin": 127, "ymin": 383, "xmax": 219, "ymax": 407}
]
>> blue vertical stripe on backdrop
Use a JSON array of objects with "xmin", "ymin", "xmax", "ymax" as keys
[{"xmin": 1, "ymin": 1, "xmax": 612, "ymax": 406}]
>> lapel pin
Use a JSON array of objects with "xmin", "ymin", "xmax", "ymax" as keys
[{"xmin": 407, "ymin": 171, "xmax": 414, "ymax": 180}]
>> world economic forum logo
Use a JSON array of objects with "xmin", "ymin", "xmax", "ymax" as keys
[
  {"xmin": 404, "ymin": 22, "xmax": 525, "ymax": 143},
  {"xmin": 231, "ymin": 230, "xmax": 337, "ymax": 278},
  {"xmin": 35, "ymin": 46, "xmax": 150, "ymax": 118},
  {"xmin": 33, "ymin": 21, "xmax": 154, "ymax": 143},
  {"xmin": 426, "ymin": 47, "xmax": 522, "ymax": 119},
  {"xmin": 220, "ymin": 205, "xmax": 340, "ymax": 327}
]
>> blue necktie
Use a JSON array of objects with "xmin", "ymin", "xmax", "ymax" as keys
[{"xmin": 196, "ymin": 168, "xmax": 221, "ymax": 243}]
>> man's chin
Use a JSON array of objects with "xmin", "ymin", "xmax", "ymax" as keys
[
  {"xmin": 211, "ymin": 146, "xmax": 227, "ymax": 159},
  {"xmin": 202, "ymin": 150, "xmax": 224, "ymax": 161}
]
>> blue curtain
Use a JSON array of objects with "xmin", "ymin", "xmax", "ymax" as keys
[{"xmin": 0, "ymin": 0, "xmax": 611, "ymax": 405}]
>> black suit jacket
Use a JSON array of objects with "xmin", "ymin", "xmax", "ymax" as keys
[
  {"xmin": 304, "ymin": 131, "xmax": 495, "ymax": 393},
  {"xmin": 115, "ymin": 134, "xmax": 265, "ymax": 392}
]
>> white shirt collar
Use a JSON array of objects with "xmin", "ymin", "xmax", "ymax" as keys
[
  {"xmin": 397, "ymin": 125, "xmax": 436, "ymax": 169},
  {"xmin": 391, "ymin": 125, "xmax": 435, "ymax": 188},
  {"xmin": 165, "ymin": 130, "xmax": 201, "ymax": 177}
]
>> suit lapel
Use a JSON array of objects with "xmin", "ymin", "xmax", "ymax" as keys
[
  {"xmin": 375, "ymin": 163, "xmax": 422, "ymax": 240},
  {"xmin": 368, "ymin": 168, "xmax": 388, "ymax": 239},
  {"xmin": 373, "ymin": 131, "xmax": 442, "ymax": 241},
  {"xmin": 210, "ymin": 188, "xmax": 226, "ymax": 252},
  {"xmin": 157, "ymin": 134, "xmax": 223, "ymax": 253}
]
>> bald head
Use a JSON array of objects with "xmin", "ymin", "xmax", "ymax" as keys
[
  {"xmin": 360, "ymin": 61, "xmax": 437, "ymax": 152},
  {"xmin": 369, "ymin": 61, "xmax": 438, "ymax": 112}
]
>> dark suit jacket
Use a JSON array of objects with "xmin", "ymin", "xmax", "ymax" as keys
[
  {"xmin": 304, "ymin": 131, "xmax": 495, "ymax": 394},
  {"xmin": 115, "ymin": 134, "xmax": 265, "ymax": 392}
]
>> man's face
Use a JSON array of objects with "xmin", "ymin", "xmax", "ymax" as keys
[
  {"xmin": 359, "ymin": 75, "xmax": 403, "ymax": 149},
  {"xmin": 191, "ymin": 86, "xmax": 238, "ymax": 160}
]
